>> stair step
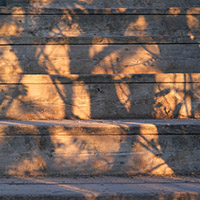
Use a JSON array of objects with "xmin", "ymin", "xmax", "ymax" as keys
[
  {"xmin": 1, "ymin": 44, "xmax": 200, "ymax": 74},
  {"xmin": 0, "ymin": 119, "xmax": 199, "ymax": 176},
  {"xmin": 0, "ymin": 73, "xmax": 198, "ymax": 120},
  {"xmin": 0, "ymin": 176, "xmax": 200, "ymax": 200},
  {"xmin": 1, "ymin": 9, "xmax": 200, "ymax": 44},
  {"xmin": 7, "ymin": 0, "xmax": 200, "ymax": 8},
  {"xmin": 1, "ymin": 7, "xmax": 200, "ymax": 15}
]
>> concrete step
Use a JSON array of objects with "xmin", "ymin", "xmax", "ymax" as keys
[
  {"xmin": 0, "ymin": 176, "xmax": 200, "ymax": 200},
  {"xmin": 0, "ymin": 74, "xmax": 199, "ymax": 119},
  {"xmin": 1, "ymin": 7, "xmax": 200, "ymax": 74},
  {"xmin": 1, "ymin": 44, "xmax": 200, "ymax": 74},
  {"xmin": 6, "ymin": 0, "xmax": 200, "ymax": 8},
  {"xmin": 1, "ymin": 8, "xmax": 200, "ymax": 44},
  {"xmin": 0, "ymin": 119, "xmax": 200, "ymax": 176},
  {"xmin": 0, "ymin": 177, "xmax": 200, "ymax": 200}
]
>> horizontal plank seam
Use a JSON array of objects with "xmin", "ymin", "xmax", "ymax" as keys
[{"xmin": 1, "ymin": 42, "xmax": 199, "ymax": 45}]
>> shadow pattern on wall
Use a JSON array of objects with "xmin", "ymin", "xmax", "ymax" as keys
[{"xmin": 0, "ymin": 0, "xmax": 200, "ymax": 181}]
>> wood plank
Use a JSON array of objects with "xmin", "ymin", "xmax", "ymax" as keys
[
  {"xmin": 0, "ymin": 14, "xmax": 200, "ymax": 44},
  {"xmin": 0, "ymin": 44, "xmax": 200, "ymax": 74}
]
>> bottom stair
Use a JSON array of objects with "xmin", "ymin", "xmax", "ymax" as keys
[
  {"xmin": 0, "ymin": 176, "xmax": 200, "ymax": 200},
  {"xmin": 0, "ymin": 119, "xmax": 199, "ymax": 176}
]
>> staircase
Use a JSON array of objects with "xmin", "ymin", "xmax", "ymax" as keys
[{"xmin": 1, "ymin": 0, "xmax": 200, "ymax": 199}]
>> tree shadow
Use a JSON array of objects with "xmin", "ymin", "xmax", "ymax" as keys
[{"xmin": 0, "ymin": 0, "xmax": 200, "ymax": 177}]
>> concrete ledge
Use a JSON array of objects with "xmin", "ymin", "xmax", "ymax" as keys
[
  {"xmin": 1, "ymin": 13, "xmax": 200, "ymax": 44},
  {"xmin": 0, "ymin": 119, "xmax": 200, "ymax": 176},
  {"xmin": 1, "ymin": 7, "xmax": 200, "ymax": 15},
  {"xmin": 1, "ymin": 36, "xmax": 199, "ymax": 45},
  {"xmin": 1, "ymin": 45, "xmax": 200, "ymax": 74},
  {"xmin": 0, "ymin": 177, "xmax": 200, "ymax": 200},
  {"xmin": 0, "ymin": 73, "xmax": 199, "ymax": 84},
  {"xmin": 0, "ymin": 119, "xmax": 200, "ymax": 135},
  {"xmin": 0, "ymin": 74, "xmax": 199, "ymax": 119}
]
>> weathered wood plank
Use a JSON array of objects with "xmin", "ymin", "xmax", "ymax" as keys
[
  {"xmin": 0, "ymin": 14, "xmax": 199, "ymax": 44},
  {"xmin": 0, "ymin": 133, "xmax": 200, "ymax": 176},
  {"xmin": 0, "ymin": 74, "xmax": 198, "ymax": 119},
  {"xmin": 0, "ymin": 44, "xmax": 200, "ymax": 74}
]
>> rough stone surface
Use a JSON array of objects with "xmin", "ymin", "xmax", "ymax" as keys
[
  {"xmin": 1, "ymin": 45, "xmax": 200, "ymax": 74},
  {"xmin": 6, "ymin": 0, "xmax": 200, "ymax": 8},
  {"xmin": 1, "ymin": 7, "xmax": 200, "ymax": 15},
  {"xmin": 0, "ymin": 74, "xmax": 198, "ymax": 119},
  {"xmin": 0, "ymin": 119, "xmax": 199, "ymax": 176},
  {"xmin": 0, "ymin": 14, "xmax": 199, "ymax": 44}
]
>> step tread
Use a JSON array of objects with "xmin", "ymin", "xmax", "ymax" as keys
[
  {"xmin": 0, "ymin": 177, "xmax": 200, "ymax": 199},
  {"xmin": 1, "ymin": 36, "xmax": 199, "ymax": 45},
  {"xmin": 1, "ymin": 7, "xmax": 200, "ymax": 15},
  {"xmin": 1, "ymin": 119, "xmax": 200, "ymax": 135},
  {"xmin": 0, "ymin": 73, "xmax": 199, "ymax": 83}
]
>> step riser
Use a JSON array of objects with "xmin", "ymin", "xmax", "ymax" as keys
[
  {"xmin": 1, "ymin": 14, "xmax": 199, "ymax": 43},
  {"xmin": 7, "ymin": 0, "xmax": 200, "ymax": 8},
  {"xmin": 0, "ymin": 74, "xmax": 198, "ymax": 120},
  {"xmin": 1, "ymin": 45, "xmax": 200, "ymax": 74},
  {"xmin": 0, "ymin": 123, "xmax": 199, "ymax": 176}
]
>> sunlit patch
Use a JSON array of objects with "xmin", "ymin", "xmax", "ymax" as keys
[
  {"xmin": 78, "ymin": 0, "xmax": 94, "ymax": 4},
  {"xmin": 115, "ymin": 83, "xmax": 131, "ymax": 112},
  {"xmin": 8, "ymin": 151, "xmax": 47, "ymax": 176},
  {"xmin": 50, "ymin": 22, "xmax": 82, "ymax": 37},
  {"xmin": 127, "ymin": 124, "xmax": 174, "ymax": 175},
  {"xmin": 153, "ymin": 81, "xmax": 194, "ymax": 119},
  {"xmin": 187, "ymin": 8, "xmax": 200, "ymax": 15},
  {"xmin": 24, "ymin": 178, "xmax": 99, "ymax": 199},
  {"xmin": 89, "ymin": 44, "xmax": 108, "ymax": 58},
  {"xmin": 11, "ymin": 7, "xmax": 25, "ymax": 15},
  {"xmin": 36, "ymin": 45, "xmax": 71, "ymax": 74},
  {"xmin": 0, "ymin": 45, "xmax": 23, "ymax": 74},
  {"xmin": 30, "ymin": 0, "xmax": 54, "ymax": 7},
  {"xmin": 124, "ymin": 15, "xmax": 148, "ymax": 36},
  {"xmin": 188, "ymin": 32, "xmax": 195, "ymax": 40},
  {"xmin": 91, "ymin": 45, "xmax": 161, "ymax": 74},
  {"xmin": 144, "ymin": 44, "xmax": 160, "ymax": 55},
  {"xmin": 72, "ymin": 82, "xmax": 91, "ymax": 119},
  {"xmin": 0, "ymin": 20, "xmax": 24, "ymax": 36},
  {"xmin": 187, "ymin": 15, "xmax": 199, "ymax": 30},
  {"xmin": 50, "ymin": 134, "xmax": 121, "ymax": 173},
  {"xmin": 168, "ymin": 8, "xmax": 182, "ymax": 16},
  {"xmin": 75, "ymin": 4, "xmax": 89, "ymax": 14}
]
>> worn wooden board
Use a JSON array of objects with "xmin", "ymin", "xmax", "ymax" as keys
[
  {"xmin": 0, "ymin": 14, "xmax": 199, "ymax": 43},
  {"xmin": 0, "ymin": 74, "xmax": 199, "ymax": 119},
  {"xmin": 0, "ymin": 44, "xmax": 200, "ymax": 74}
]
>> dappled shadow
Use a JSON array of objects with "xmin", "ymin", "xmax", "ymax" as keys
[{"xmin": 0, "ymin": 0, "xmax": 200, "ymax": 177}]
